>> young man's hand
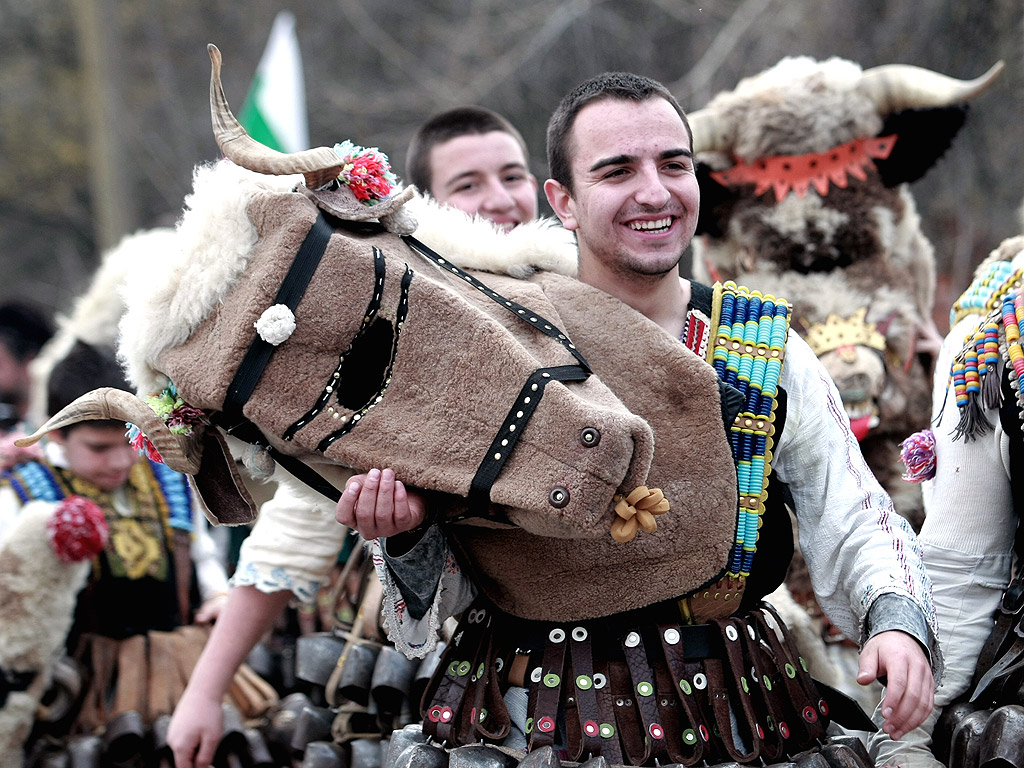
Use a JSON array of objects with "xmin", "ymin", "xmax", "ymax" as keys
[
  {"xmin": 334, "ymin": 468, "xmax": 427, "ymax": 539},
  {"xmin": 858, "ymin": 629, "xmax": 935, "ymax": 740}
]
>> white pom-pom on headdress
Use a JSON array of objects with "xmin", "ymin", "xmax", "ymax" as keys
[{"xmin": 254, "ymin": 304, "xmax": 296, "ymax": 346}]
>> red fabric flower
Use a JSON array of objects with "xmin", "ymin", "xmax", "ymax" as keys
[{"xmin": 46, "ymin": 496, "xmax": 109, "ymax": 563}]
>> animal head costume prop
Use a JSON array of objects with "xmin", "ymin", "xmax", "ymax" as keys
[
  {"xmin": 690, "ymin": 56, "xmax": 1002, "ymax": 441},
  {"xmin": 18, "ymin": 46, "xmax": 745, "ymax": 620}
]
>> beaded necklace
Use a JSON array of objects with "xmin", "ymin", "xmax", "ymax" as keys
[{"xmin": 709, "ymin": 281, "xmax": 790, "ymax": 578}]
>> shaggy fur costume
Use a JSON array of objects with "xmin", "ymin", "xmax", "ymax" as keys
[{"xmin": 0, "ymin": 503, "xmax": 93, "ymax": 765}]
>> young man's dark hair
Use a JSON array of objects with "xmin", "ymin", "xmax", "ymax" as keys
[
  {"xmin": 405, "ymin": 106, "xmax": 530, "ymax": 194},
  {"xmin": 47, "ymin": 340, "xmax": 129, "ymax": 431},
  {"xmin": 546, "ymin": 71, "xmax": 692, "ymax": 193}
]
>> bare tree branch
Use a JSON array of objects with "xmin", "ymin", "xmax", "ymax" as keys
[{"xmin": 670, "ymin": 0, "xmax": 773, "ymax": 105}]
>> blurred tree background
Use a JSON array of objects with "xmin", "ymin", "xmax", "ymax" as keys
[{"xmin": 1, "ymin": 0, "xmax": 1021, "ymax": 331}]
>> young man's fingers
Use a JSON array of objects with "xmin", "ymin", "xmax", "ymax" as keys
[
  {"xmin": 375, "ymin": 468, "xmax": 397, "ymax": 523},
  {"xmin": 354, "ymin": 468, "xmax": 383, "ymax": 536},
  {"xmin": 335, "ymin": 476, "xmax": 365, "ymax": 526}
]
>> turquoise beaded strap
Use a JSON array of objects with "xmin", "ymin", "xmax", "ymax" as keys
[{"xmin": 709, "ymin": 281, "xmax": 790, "ymax": 578}]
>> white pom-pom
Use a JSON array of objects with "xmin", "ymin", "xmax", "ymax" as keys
[{"xmin": 254, "ymin": 304, "xmax": 296, "ymax": 346}]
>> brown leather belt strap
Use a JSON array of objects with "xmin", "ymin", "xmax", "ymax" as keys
[
  {"xmin": 714, "ymin": 616, "xmax": 763, "ymax": 761},
  {"xmin": 609, "ymin": 659, "xmax": 647, "ymax": 766},
  {"xmin": 593, "ymin": 660, "xmax": 624, "ymax": 765},
  {"xmin": 657, "ymin": 623, "xmax": 706, "ymax": 765},
  {"xmin": 752, "ymin": 604, "xmax": 827, "ymax": 747},
  {"xmin": 527, "ymin": 626, "xmax": 568, "ymax": 750},
  {"xmin": 620, "ymin": 629, "xmax": 667, "ymax": 764},
  {"xmin": 566, "ymin": 626, "xmax": 604, "ymax": 760},
  {"xmin": 422, "ymin": 605, "xmax": 490, "ymax": 744}
]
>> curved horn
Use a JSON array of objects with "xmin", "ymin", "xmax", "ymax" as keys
[
  {"xmin": 687, "ymin": 108, "xmax": 736, "ymax": 155},
  {"xmin": 15, "ymin": 387, "xmax": 203, "ymax": 475},
  {"xmin": 208, "ymin": 43, "xmax": 345, "ymax": 189},
  {"xmin": 857, "ymin": 60, "xmax": 1004, "ymax": 115}
]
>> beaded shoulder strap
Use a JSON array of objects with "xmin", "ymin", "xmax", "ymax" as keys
[
  {"xmin": 708, "ymin": 281, "xmax": 790, "ymax": 578},
  {"xmin": 2, "ymin": 460, "xmax": 68, "ymax": 504},
  {"xmin": 946, "ymin": 261, "xmax": 1024, "ymax": 441}
]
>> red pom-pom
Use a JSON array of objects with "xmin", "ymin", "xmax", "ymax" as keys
[{"xmin": 46, "ymin": 496, "xmax": 109, "ymax": 563}]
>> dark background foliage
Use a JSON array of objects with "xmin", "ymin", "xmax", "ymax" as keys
[{"xmin": 2, "ymin": 0, "xmax": 1021, "ymax": 330}]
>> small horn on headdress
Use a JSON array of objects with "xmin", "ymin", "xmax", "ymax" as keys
[
  {"xmin": 688, "ymin": 108, "xmax": 736, "ymax": 155},
  {"xmin": 857, "ymin": 60, "xmax": 1005, "ymax": 115},
  {"xmin": 15, "ymin": 387, "xmax": 203, "ymax": 474},
  {"xmin": 208, "ymin": 44, "xmax": 345, "ymax": 189}
]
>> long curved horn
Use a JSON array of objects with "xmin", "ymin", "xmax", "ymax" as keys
[
  {"xmin": 688, "ymin": 108, "xmax": 736, "ymax": 155},
  {"xmin": 15, "ymin": 387, "xmax": 203, "ymax": 475},
  {"xmin": 857, "ymin": 60, "xmax": 1004, "ymax": 115},
  {"xmin": 209, "ymin": 44, "xmax": 345, "ymax": 189}
]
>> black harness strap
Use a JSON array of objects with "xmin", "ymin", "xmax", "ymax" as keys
[
  {"xmin": 222, "ymin": 212, "xmax": 334, "ymax": 424},
  {"xmin": 401, "ymin": 234, "xmax": 591, "ymax": 373},
  {"xmin": 460, "ymin": 364, "xmax": 591, "ymax": 521}
]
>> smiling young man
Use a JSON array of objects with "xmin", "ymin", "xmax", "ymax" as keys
[
  {"xmin": 405, "ymin": 106, "xmax": 538, "ymax": 229},
  {"xmin": 333, "ymin": 73, "xmax": 938, "ymax": 764}
]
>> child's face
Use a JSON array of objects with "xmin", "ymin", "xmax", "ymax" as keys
[{"xmin": 53, "ymin": 423, "xmax": 139, "ymax": 492}]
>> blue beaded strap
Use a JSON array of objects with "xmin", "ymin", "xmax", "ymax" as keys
[
  {"xmin": 709, "ymin": 281, "xmax": 789, "ymax": 578},
  {"xmin": 2, "ymin": 461, "xmax": 67, "ymax": 504},
  {"xmin": 149, "ymin": 458, "xmax": 194, "ymax": 532}
]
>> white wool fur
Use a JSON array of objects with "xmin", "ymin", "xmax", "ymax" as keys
[
  {"xmin": 704, "ymin": 56, "xmax": 882, "ymax": 160},
  {"xmin": 119, "ymin": 161, "xmax": 293, "ymax": 393},
  {"xmin": 27, "ymin": 227, "xmax": 177, "ymax": 424},
  {"xmin": 118, "ymin": 161, "xmax": 578, "ymax": 394},
  {"xmin": 0, "ymin": 502, "xmax": 91, "ymax": 762}
]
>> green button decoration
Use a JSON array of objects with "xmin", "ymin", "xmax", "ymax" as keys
[
  {"xmin": 576, "ymin": 674, "xmax": 593, "ymax": 690},
  {"xmin": 765, "ymin": 678, "xmax": 773, "ymax": 691},
  {"xmin": 682, "ymin": 729, "xmax": 697, "ymax": 745},
  {"xmin": 544, "ymin": 673, "xmax": 560, "ymax": 688},
  {"xmin": 477, "ymin": 663, "xmax": 485, "ymax": 679},
  {"xmin": 526, "ymin": 717, "xmax": 534, "ymax": 733},
  {"xmin": 637, "ymin": 681, "xmax": 653, "ymax": 697},
  {"xmin": 458, "ymin": 661, "xmax": 472, "ymax": 676},
  {"xmin": 448, "ymin": 661, "xmax": 459, "ymax": 675},
  {"xmin": 800, "ymin": 656, "xmax": 808, "ymax": 672},
  {"xmin": 785, "ymin": 662, "xmax": 796, "ymax": 678},
  {"xmin": 599, "ymin": 723, "xmax": 615, "ymax": 739},
  {"xmin": 741, "ymin": 677, "xmax": 749, "ymax": 693},
  {"xmin": 679, "ymin": 680, "xmax": 692, "ymax": 695}
]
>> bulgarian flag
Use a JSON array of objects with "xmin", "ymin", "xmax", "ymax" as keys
[{"xmin": 237, "ymin": 11, "xmax": 309, "ymax": 153}]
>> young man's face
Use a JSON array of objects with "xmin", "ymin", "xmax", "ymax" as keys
[
  {"xmin": 53, "ymin": 423, "xmax": 138, "ymax": 492},
  {"xmin": 429, "ymin": 131, "xmax": 539, "ymax": 230},
  {"xmin": 545, "ymin": 97, "xmax": 699, "ymax": 281}
]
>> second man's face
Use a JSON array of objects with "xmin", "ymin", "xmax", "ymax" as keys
[{"xmin": 429, "ymin": 131, "xmax": 539, "ymax": 230}]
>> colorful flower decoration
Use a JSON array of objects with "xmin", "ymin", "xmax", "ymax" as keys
[
  {"xmin": 124, "ymin": 382, "xmax": 206, "ymax": 463},
  {"xmin": 47, "ymin": 495, "xmax": 109, "ymax": 563},
  {"xmin": 145, "ymin": 383, "xmax": 207, "ymax": 436},
  {"xmin": 332, "ymin": 140, "xmax": 398, "ymax": 204},
  {"xmin": 899, "ymin": 429, "xmax": 936, "ymax": 483}
]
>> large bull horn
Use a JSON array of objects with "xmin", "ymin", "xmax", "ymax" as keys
[
  {"xmin": 209, "ymin": 44, "xmax": 345, "ymax": 189},
  {"xmin": 15, "ymin": 387, "xmax": 203, "ymax": 475},
  {"xmin": 857, "ymin": 60, "xmax": 1004, "ymax": 114},
  {"xmin": 688, "ymin": 108, "xmax": 735, "ymax": 155}
]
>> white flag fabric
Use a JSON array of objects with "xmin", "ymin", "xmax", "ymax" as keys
[{"xmin": 238, "ymin": 11, "xmax": 309, "ymax": 153}]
